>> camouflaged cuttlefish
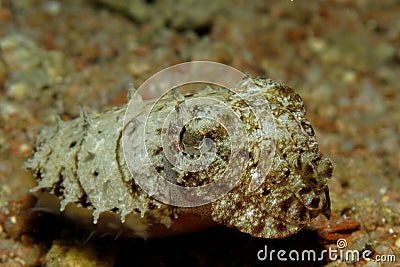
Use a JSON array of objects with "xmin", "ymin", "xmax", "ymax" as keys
[{"xmin": 24, "ymin": 76, "xmax": 333, "ymax": 239}]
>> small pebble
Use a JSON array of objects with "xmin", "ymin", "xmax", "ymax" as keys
[
  {"xmin": 19, "ymin": 143, "xmax": 31, "ymax": 156},
  {"xmin": 42, "ymin": 1, "xmax": 61, "ymax": 15},
  {"xmin": 342, "ymin": 70, "xmax": 356, "ymax": 83},
  {"xmin": 381, "ymin": 195, "xmax": 389, "ymax": 203}
]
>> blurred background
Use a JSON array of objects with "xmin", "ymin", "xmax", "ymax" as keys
[{"xmin": 0, "ymin": 0, "xmax": 399, "ymax": 266}]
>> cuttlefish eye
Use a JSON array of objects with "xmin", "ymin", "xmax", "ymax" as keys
[{"xmin": 179, "ymin": 119, "xmax": 218, "ymax": 156}]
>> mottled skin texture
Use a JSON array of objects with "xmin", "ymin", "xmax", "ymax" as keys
[
  {"xmin": 24, "ymin": 76, "xmax": 333, "ymax": 239},
  {"xmin": 211, "ymin": 78, "xmax": 333, "ymax": 238}
]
